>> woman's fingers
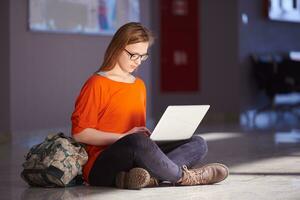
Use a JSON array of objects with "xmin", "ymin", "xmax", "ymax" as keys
[
  {"xmin": 143, "ymin": 127, "xmax": 152, "ymax": 136},
  {"xmin": 135, "ymin": 127, "xmax": 151, "ymax": 136}
]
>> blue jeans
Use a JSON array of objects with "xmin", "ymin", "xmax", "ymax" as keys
[{"xmin": 89, "ymin": 133, "xmax": 208, "ymax": 186}]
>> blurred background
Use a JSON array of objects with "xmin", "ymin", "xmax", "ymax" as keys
[{"xmin": 1, "ymin": 0, "xmax": 300, "ymax": 142}]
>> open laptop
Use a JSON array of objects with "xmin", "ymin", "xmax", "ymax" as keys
[{"xmin": 150, "ymin": 105, "xmax": 210, "ymax": 142}]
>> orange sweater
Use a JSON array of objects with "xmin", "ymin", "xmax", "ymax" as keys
[{"xmin": 71, "ymin": 74, "xmax": 146, "ymax": 183}]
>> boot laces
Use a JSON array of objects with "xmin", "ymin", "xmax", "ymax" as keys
[{"xmin": 182, "ymin": 165, "xmax": 206, "ymax": 185}]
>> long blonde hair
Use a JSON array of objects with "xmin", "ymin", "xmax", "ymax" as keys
[{"xmin": 97, "ymin": 22, "xmax": 154, "ymax": 72}]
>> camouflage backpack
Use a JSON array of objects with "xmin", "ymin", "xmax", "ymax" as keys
[{"xmin": 21, "ymin": 132, "xmax": 88, "ymax": 187}]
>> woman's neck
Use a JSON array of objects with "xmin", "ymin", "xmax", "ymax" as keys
[
  {"xmin": 102, "ymin": 65, "xmax": 136, "ymax": 83},
  {"xmin": 108, "ymin": 65, "xmax": 130, "ymax": 77}
]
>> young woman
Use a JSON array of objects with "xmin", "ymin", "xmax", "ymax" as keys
[{"xmin": 71, "ymin": 22, "xmax": 229, "ymax": 189}]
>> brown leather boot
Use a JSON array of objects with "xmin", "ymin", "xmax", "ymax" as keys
[
  {"xmin": 179, "ymin": 163, "xmax": 229, "ymax": 186},
  {"xmin": 147, "ymin": 177, "xmax": 159, "ymax": 187},
  {"xmin": 115, "ymin": 168, "xmax": 159, "ymax": 189}
]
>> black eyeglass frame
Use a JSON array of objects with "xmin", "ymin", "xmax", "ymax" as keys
[{"xmin": 124, "ymin": 49, "xmax": 149, "ymax": 61}]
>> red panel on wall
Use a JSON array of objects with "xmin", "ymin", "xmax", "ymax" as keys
[{"xmin": 160, "ymin": 0, "xmax": 200, "ymax": 92}]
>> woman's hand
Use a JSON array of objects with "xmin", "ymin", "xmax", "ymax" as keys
[{"xmin": 124, "ymin": 126, "xmax": 152, "ymax": 137}]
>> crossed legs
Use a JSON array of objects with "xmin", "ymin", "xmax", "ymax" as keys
[{"xmin": 88, "ymin": 133, "xmax": 208, "ymax": 186}]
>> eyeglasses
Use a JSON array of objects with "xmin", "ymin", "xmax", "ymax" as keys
[{"xmin": 124, "ymin": 49, "xmax": 149, "ymax": 61}]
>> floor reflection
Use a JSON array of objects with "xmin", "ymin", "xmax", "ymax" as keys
[{"xmin": 21, "ymin": 188, "xmax": 77, "ymax": 200}]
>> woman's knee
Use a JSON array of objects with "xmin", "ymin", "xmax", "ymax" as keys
[
  {"xmin": 123, "ymin": 133, "xmax": 154, "ymax": 150},
  {"xmin": 190, "ymin": 135, "xmax": 208, "ymax": 156}
]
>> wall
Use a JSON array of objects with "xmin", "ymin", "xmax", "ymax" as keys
[
  {"xmin": 151, "ymin": 0, "xmax": 240, "ymax": 125},
  {"xmin": 8, "ymin": 0, "xmax": 300, "ymax": 138},
  {"xmin": 9, "ymin": 0, "xmax": 152, "ymax": 139},
  {"xmin": 239, "ymin": 0, "xmax": 300, "ymax": 111},
  {"xmin": 0, "ymin": 0, "xmax": 10, "ymax": 141}
]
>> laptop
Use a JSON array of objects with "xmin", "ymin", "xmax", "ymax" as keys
[{"xmin": 150, "ymin": 105, "xmax": 210, "ymax": 142}]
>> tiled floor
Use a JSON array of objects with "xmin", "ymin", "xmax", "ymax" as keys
[{"xmin": 1, "ymin": 126, "xmax": 300, "ymax": 200}]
